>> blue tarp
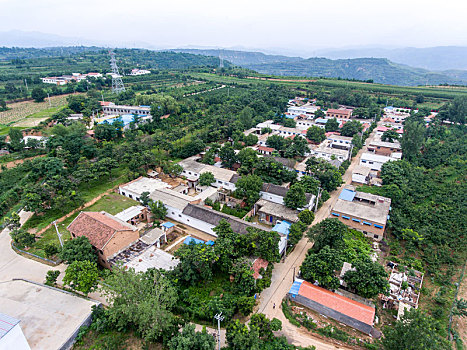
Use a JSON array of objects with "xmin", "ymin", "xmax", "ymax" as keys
[
  {"xmin": 339, "ymin": 189, "xmax": 356, "ymax": 202},
  {"xmin": 184, "ymin": 237, "xmax": 205, "ymax": 245},
  {"xmin": 162, "ymin": 222, "xmax": 175, "ymax": 228},
  {"xmin": 99, "ymin": 114, "xmax": 136, "ymax": 127},
  {"xmin": 289, "ymin": 281, "xmax": 302, "ymax": 298},
  {"xmin": 206, "ymin": 240, "xmax": 215, "ymax": 246},
  {"xmin": 272, "ymin": 220, "xmax": 292, "ymax": 236}
]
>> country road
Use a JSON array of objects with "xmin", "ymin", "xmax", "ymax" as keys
[{"xmin": 256, "ymin": 125, "xmax": 379, "ymax": 349}]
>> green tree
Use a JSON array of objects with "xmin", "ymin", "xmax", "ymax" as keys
[
  {"xmin": 343, "ymin": 258, "xmax": 389, "ymax": 298},
  {"xmin": 237, "ymin": 296, "xmax": 256, "ymax": 316},
  {"xmin": 239, "ymin": 106, "xmax": 255, "ymax": 129},
  {"xmin": 140, "ymin": 191, "xmax": 150, "ymax": 206},
  {"xmin": 234, "ymin": 174, "xmax": 263, "ymax": 206},
  {"xmin": 149, "ymin": 199, "xmax": 168, "ymax": 220},
  {"xmin": 237, "ymin": 147, "xmax": 258, "ymax": 174},
  {"xmin": 164, "ymin": 163, "xmax": 183, "ymax": 178},
  {"xmin": 381, "ymin": 129, "xmax": 400, "ymax": 142},
  {"xmin": 230, "ymin": 257, "xmax": 256, "ymax": 296},
  {"xmin": 298, "ymin": 175, "xmax": 320, "ymax": 194},
  {"xmin": 31, "ymin": 87, "xmax": 47, "ymax": 102},
  {"xmin": 199, "ymin": 172, "xmax": 215, "ymax": 187},
  {"xmin": 401, "ymin": 120, "xmax": 425, "ymax": 162},
  {"xmin": 168, "ymin": 324, "xmax": 215, "ymax": 350},
  {"xmin": 266, "ymin": 135, "xmax": 286, "ymax": 152},
  {"xmin": 340, "ymin": 120, "xmax": 363, "ymax": 137},
  {"xmin": 314, "ymin": 109, "xmax": 325, "ymax": 119},
  {"xmin": 219, "ymin": 145, "xmax": 237, "ymax": 169},
  {"xmin": 287, "ymin": 221, "xmax": 307, "ymax": 247},
  {"xmin": 284, "ymin": 183, "xmax": 307, "ymax": 209},
  {"xmin": 63, "ymin": 260, "xmax": 99, "ymax": 295},
  {"xmin": 60, "ymin": 236, "xmax": 97, "ymax": 264},
  {"xmin": 226, "ymin": 320, "xmax": 260, "ymax": 350},
  {"xmin": 8, "ymin": 128, "xmax": 24, "ymax": 152},
  {"xmin": 4, "ymin": 212, "xmax": 21, "ymax": 230},
  {"xmin": 213, "ymin": 220, "xmax": 238, "ymax": 273},
  {"xmin": 308, "ymin": 218, "xmax": 347, "ymax": 252},
  {"xmin": 325, "ymin": 118, "xmax": 339, "ymax": 132},
  {"xmin": 301, "ymin": 246, "xmax": 343, "ymax": 290},
  {"xmin": 44, "ymin": 244, "xmax": 59, "ymax": 258},
  {"xmin": 381, "ymin": 309, "xmax": 450, "ymax": 350},
  {"xmin": 10, "ymin": 229, "xmax": 35, "ymax": 248},
  {"xmin": 174, "ymin": 243, "xmax": 219, "ymax": 284},
  {"xmin": 306, "ymin": 126, "xmax": 326, "ymax": 143},
  {"xmin": 101, "ymin": 266, "xmax": 177, "ymax": 342},
  {"xmin": 298, "ymin": 209, "xmax": 315, "ymax": 225},
  {"xmin": 250, "ymin": 313, "xmax": 282, "ymax": 342}
]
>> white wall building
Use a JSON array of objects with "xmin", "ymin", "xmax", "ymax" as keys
[
  {"xmin": 129, "ymin": 69, "xmax": 151, "ymax": 75},
  {"xmin": 360, "ymin": 152, "xmax": 399, "ymax": 171},
  {"xmin": 0, "ymin": 313, "xmax": 31, "ymax": 350},
  {"xmin": 102, "ymin": 103, "xmax": 151, "ymax": 116},
  {"xmin": 309, "ymin": 140, "xmax": 350, "ymax": 162}
]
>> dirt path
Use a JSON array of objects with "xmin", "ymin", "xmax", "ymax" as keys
[
  {"xmin": 452, "ymin": 263, "xmax": 467, "ymax": 346},
  {"xmin": 246, "ymin": 76, "xmax": 317, "ymax": 83},
  {"xmin": 256, "ymin": 125, "xmax": 379, "ymax": 349},
  {"xmin": 0, "ymin": 154, "xmax": 46, "ymax": 171}
]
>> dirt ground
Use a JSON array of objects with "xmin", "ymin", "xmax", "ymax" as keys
[
  {"xmin": 452, "ymin": 267, "xmax": 467, "ymax": 345},
  {"xmin": 0, "ymin": 154, "xmax": 45, "ymax": 171},
  {"xmin": 12, "ymin": 117, "xmax": 49, "ymax": 127}
]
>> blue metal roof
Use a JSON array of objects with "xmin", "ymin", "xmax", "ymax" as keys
[
  {"xmin": 0, "ymin": 313, "xmax": 20, "ymax": 339},
  {"xmin": 315, "ymin": 118, "xmax": 327, "ymax": 123},
  {"xmin": 162, "ymin": 222, "xmax": 175, "ymax": 228},
  {"xmin": 289, "ymin": 280, "xmax": 302, "ymax": 298},
  {"xmin": 272, "ymin": 220, "xmax": 292, "ymax": 236},
  {"xmin": 339, "ymin": 189, "xmax": 356, "ymax": 202}
]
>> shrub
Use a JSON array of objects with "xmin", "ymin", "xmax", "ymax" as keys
[
  {"xmin": 237, "ymin": 296, "xmax": 256, "ymax": 316},
  {"xmin": 45, "ymin": 270, "xmax": 60, "ymax": 286},
  {"xmin": 44, "ymin": 244, "xmax": 59, "ymax": 258}
]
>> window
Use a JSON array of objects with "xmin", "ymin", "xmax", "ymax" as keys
[
  {"xmin": 331, "ymin": 212, "xmax": 339, "ymax": 217},
  {"xmin": 352, "ymin": 218, "xmax": 360, "ymax": 222},
  {"xmin": 178, "ymin": 214, "xmax": 182, "ymax": 218},
  {"xmin": 342, "ymin": 216, "xmax": 350, "ymax": 220},
  {"xmin": 374, "ymin": 234, "xmax": 379, "ymax": 239},
  {"xmin": 121, "ymin": 192, "xmax": 126, "ymax": 196},
  {"xmin": 136, "ymin": 197, "xmax": 139, "ymax": 201},
  {"xmin": 374, "ymin": 224, "xmax": 383, "ymax": 229},
  {"xmin": 362, "ymin": 160, "xmax": 367, "ymax": 163},
  {"xmin": 172, "ymin": 212, "xmax": 175, "ymax": 215},
  {"xmin": 129, "ymin": 194, "xmax": 133, "ymax": 199}
]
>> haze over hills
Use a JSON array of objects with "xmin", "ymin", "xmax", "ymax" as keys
[{"xmin": 173, "ymin": 48, "xmax": 467, "ymax": 86}]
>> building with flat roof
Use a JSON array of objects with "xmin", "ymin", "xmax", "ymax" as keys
[
  {"xmin": 102, "ymin": 103, "xmax": 151, "ymax": 116},
  {"xmin": 360, "ymin": 152, "xmax": 399, "ymax": 171},
  {"xmin": 367, "ymin": 136, "xmax": 402, "ymax": 157},
  {"xmin": 288, "ymin": 279, "xmax": 376, "ymax": 335},
  {"xmin": 255, "ymin": 199, "xmax": 299, "ymax": 224},
  {"xmin": 352, "ymin": 165, "xmax": 371, "ymax": 185},
  {"xmin": 178, "ymin": 156, "xmax": 238, "ymax": 191},
  {"xmin": 119, "ymin": 177, "xmax": 170, "ymax": 201},
  {"xmin": 310, "ymin": 140, "xmax": 350, "ymax": 162},
  {"xmin": 331, "ymin": 186, "xmax": 391, "ymax": 241}
]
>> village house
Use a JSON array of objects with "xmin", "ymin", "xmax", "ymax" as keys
[
  {"xmin": 327, "ymin": 134, "xmax": 353, "ymax": 150},
  {"xmin": 102, "ymin": 103, "xmax": 151, "ymax": 117},
  {"xmin": 326, "ymin": 108, "xmax": 352, "ymax": 119},
  {"xmin": 288, "ymin": 279, "xmax": 377, "ymax": 336},
  {"xmin": 178, "ymin": 156, "xmax": 238, "ymax": 191},
  {"xmin": 287, "ymin": 104, "xmax": 320, "ymax": 117},
  {"xmin": 67, "ymin": 211, "xmax": 139, "ymax": 268},
  {"xmin": 367, "ymin": 136, "xmax": 402, "ymax": 157},
  {"xmin": 255, "ymin": 199, "xmax": 299, "ymax": 224},
  {"xmin": 331, "ymin": 186, "xmax": 391, "ymax": 241},
  {"xmin": 351, "ymin": 165, "xmax": 371, "ymax": 185},
  {"xmin": 114, "ymin": 205, "xmax": 148, "ymax": 225},
  {"xmin": 260, "ymin": 182, "xmax": 315, "ymax": 210},
  {"xmin": 360, "ymin": 152, "xmax": 400, "ymax": 171},
  {"xmin": 255, "ymin": 145, "xmax": 275, "ymax": 156},
  {"xmin": 309, "ymin": 140, "xmax": 350, "ymax": 162}
]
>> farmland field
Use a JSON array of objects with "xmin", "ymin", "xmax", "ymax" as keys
[{"xmin": 0, "ymin": 94, "xmax": 71, "ymax": 126}]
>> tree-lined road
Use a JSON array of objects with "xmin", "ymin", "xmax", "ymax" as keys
[{"xmin": 257, "ymin": 125, "xmax": 379, "ymax": 349}]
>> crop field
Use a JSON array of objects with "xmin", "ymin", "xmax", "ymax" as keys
[{"xmin": 0, "ymin": 94, "xmax": 69, "ymax": 126}]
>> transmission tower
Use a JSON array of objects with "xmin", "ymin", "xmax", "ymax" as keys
[
  {"xmin": 109, "ymin": 50, "xmax": 126, "ymax": 93},
  {"xmin": 219, "ymin": 49, "xmax": 224, "ymax": 68}
]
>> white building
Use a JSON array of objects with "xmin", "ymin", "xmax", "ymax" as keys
[
  {"xmin": 287, "ymin": 104, "xmax": 320, "ymax": 117},
  {"xmin": 309, "ymin": 140, "xmax": 350, "ymax": 162},
  {"xmin": 360, "ymin": 152, "xmax": 399, "ymax": 171},
  {"xmin": 41, "ymin": 77, "xmax": 67, "ymax": 85},
  {"xmin": 178, "ymin": 156, "xmax": 238, "ymax": 191},
  {"xmin": 129, "ymin": 69, "xmax": 151, "ymax": 75},
  {"xmin": 0, "ymin": 313, "xmax": 30, "ymax": 350},
  {"xmin": 352, "ymin": 165, "xmax": 371, "ymax": 184},
  {"xmin": 102, "ymin": 103, "xmax": 151, "ymax": 116},
  {"xmin": 328, "ymin": 134, "xmax": 353, "ymax": 149}
]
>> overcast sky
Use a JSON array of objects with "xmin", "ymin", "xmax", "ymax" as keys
[{"xmin": 1, "ymin": 0, "xmax": 466, "ymax": 52}]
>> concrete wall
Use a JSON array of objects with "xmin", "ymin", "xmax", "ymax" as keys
[
  {"xmin": 166, "ymin": 206, "xmax": 218, "ymax": 237},
  {"xmin": 260, "ymin": 192, "xmax": 284, "ymax": 205}
]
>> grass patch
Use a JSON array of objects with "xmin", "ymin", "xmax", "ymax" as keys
[
  {"xmin": 28, "ymin": 193, "xmax": 138, "ymax": 258},
  {"xmin": 73, "ymin": 329, "xmax": 162, "ymax": 350}
]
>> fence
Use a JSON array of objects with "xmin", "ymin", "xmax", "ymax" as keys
[{"xmin": 11, "ymin": 242, "xmax": 60, "ymax": 265}]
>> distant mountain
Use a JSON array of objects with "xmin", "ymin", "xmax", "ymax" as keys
[
  {"xmin": 0, "ymin": 30, "xmax": 154, "ymax": 50},
  {"xmin": 314, "ymin": 46, "xmax": 467, "ymax": 71},
  {"xmin": 173, "ymin": 49, "xmax": 467, "ymax": 86}
]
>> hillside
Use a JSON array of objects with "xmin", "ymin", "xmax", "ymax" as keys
[{"xmin": 173, "ymin": 49, "xmax": 467, "ymax": 86}]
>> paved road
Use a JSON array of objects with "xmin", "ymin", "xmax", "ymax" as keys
[
  {"xmin": 256, "ymin": 127, "xmax": 379, "ymax": 349},
  {"xmin": 0, "ymin": 211, "xmax": 66, "ymax": 283}
]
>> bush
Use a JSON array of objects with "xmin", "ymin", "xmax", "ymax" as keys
[
  {"xmin": 10, "ymin": 229, "xmax": 35, "ymax": 248},
  {"xmin": 44, "ymin": 244, "xmax": 59, "ymax": 258},
  {"xmin": 298, "ymin": 210, "xmax": 315, "ymax": 225},
  {"xmin": 45, "ymin": 270, "xmax": 60, "ymax": 286},
  {"xmin": 237, "ymin": 296, "xmax": 256, "ymax": 316}
]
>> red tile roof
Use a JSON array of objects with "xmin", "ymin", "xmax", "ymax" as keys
[
  {"xmin": 257, "ymin": 146, "xmax": 274, "ymax": 153},
  {"xmin": 252, "ymin": 258, "xmax": 269, "ymax": 279},
  {"xmin": 298, "ymin": 281, "xmax": 375, "ymax": 326},
  {"xmin": 67, "ymin": 212, "xmax": 137, "ymax": 250},
  {"xmin": 326, "ymin": 109, "xmax": 352, "ymax": 116}
]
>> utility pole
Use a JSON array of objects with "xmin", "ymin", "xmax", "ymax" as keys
[
  {"xmin": 214, "ymin": 312, "xmax": 224, "ymax": 350},
  {"xmin": 47, "ymin": 93, "xmax": 51, "ymax": 107},
  {"xmin": 53, "ymin": 221, "xmax": 64, "ymax": 248},
  {"xmin": 24, "ymin": 79, "xmax": 28, "ymax": 91},
  {"xmin": 109, "ymin": 50, "xmax": 125, "ymax": 94},
  {"xmin": 314, "ymin": 187, "xmax": 322, "ymax": 213}
]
